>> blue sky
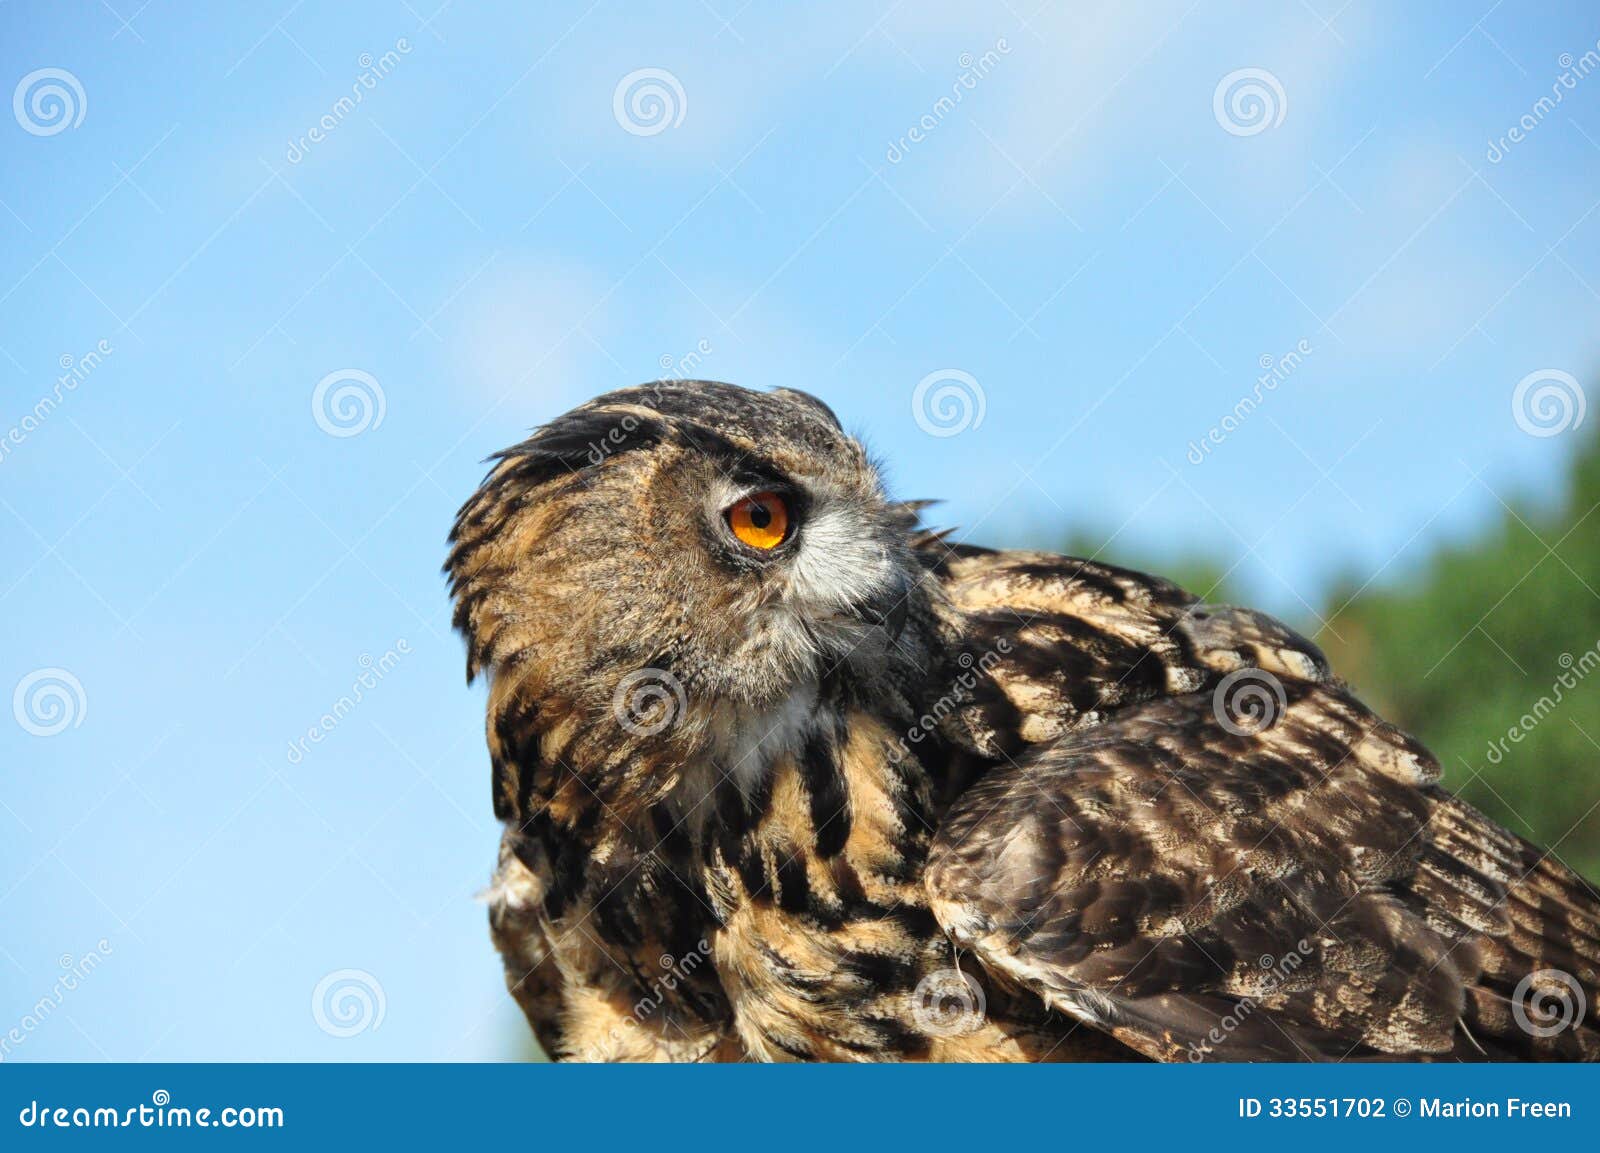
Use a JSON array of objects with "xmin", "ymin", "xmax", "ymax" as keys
[{"xmin": 1, "ymin": 1, "xmax": 1597, "ymax": 1060}]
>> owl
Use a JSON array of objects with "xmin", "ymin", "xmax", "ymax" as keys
[{"xmin": 446, "ymin": 380, "xmax": 1599, "ymax": 1062}]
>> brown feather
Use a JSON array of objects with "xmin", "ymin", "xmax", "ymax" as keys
[{"xmin": 448, "ymin": 381, "xmax": 1600, "ymax": 1061}]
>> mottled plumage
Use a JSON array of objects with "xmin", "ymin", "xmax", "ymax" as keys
[{"xmin": 446, "ymin": 380, "xmax": 1600, "ymax": 1061}]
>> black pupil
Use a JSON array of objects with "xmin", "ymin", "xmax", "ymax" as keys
[{"xmin": 748, "ymin": 501, "xmax": 772, "ymax": 529}]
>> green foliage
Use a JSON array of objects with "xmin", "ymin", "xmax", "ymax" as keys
[
  {"xmin": 1321, "ymin": 433, "xmax": 1600, "ymax": 878},
  {"xmin": 1054, "ymin": 533, "xmax": 1248, "ymax": 608},
  {"xmin": 1050, "ymin": 436, "xmax": 1600, "ymax": 878}
]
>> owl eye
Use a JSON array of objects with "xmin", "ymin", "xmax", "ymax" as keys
[{"xmin": 726, "ymin": 491, "xmax": 792, "ymax": 550}]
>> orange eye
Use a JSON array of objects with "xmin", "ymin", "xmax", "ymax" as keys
[{"xmin": 726, "ymin": 491, "xmax": 791, "ymax": 550}]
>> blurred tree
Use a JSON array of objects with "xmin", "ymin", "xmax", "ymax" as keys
[
  {"xmin": 1320, "ymin": 431, "xmax": 1600, "ymax": 879},
  {"xmin": 1048, "ymin": 439, "xmax": 1600, "ymax": 878},
  {"xmin": 1053, "ymin": 532, "xmax": 1246, "ymax": 608}
]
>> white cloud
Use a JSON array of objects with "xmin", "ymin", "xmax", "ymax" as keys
[{"xmin": 450, "ymin": 260, "xmax": 614, "ymax": 418}]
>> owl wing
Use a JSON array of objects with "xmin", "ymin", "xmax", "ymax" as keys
[{"xmin": 921, "ymin": 546, "xmax": 1600, "ymax": 1061}]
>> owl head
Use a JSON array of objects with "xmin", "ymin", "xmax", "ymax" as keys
[{"xmin": 446, "ymin": 381, "xmax": 935, "ymax": 799}]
